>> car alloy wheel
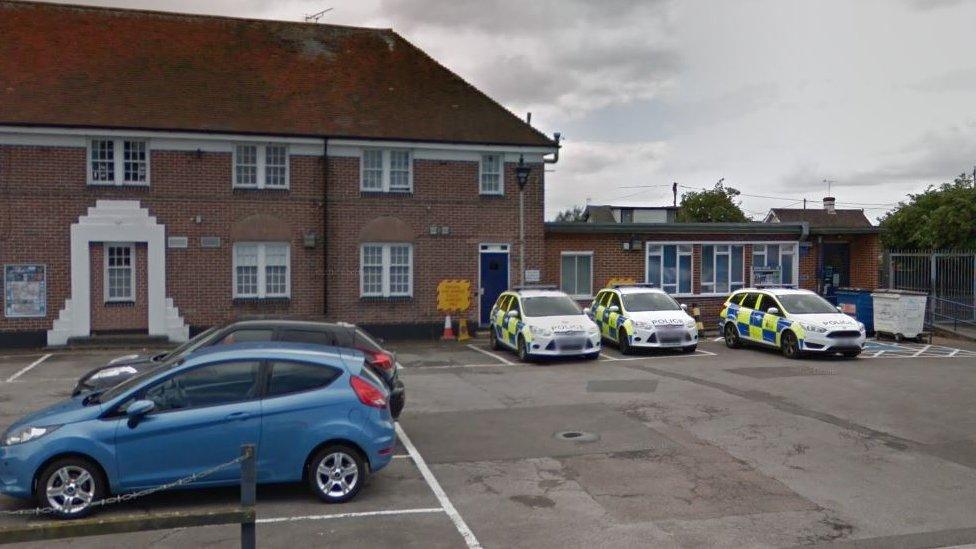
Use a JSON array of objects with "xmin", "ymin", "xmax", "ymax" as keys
[
  {"xmin": 489, "ymin": 327, "xmax": 500, "ymax": 350},
  {"xmin": 782, "ymin": 332, "xmax": 802, "ymax": 360},
  {"xmin": 518, "ymin": 337, "xmax": 530, "ymax": 362},
  {"xmin": 724, "ymin": 323, "xmax": 741, "ymax": 349},
  {"xmin": 38, "ymin": 459, "xmax": 103, "ymax": 519},
  {"xmin": 311, "ymin": 446, "xmax": 364, "ymax": 503},
  {"xmin": 618, "ymin": 333, "xmax": 632, "ymax": 355}
]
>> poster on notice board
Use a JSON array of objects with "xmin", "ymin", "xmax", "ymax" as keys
[{"xmin": 4, "ymin": 264, "xmax": 47, "ymax": 318}]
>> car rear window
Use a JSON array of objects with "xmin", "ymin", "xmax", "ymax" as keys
[
  {"xmin": 266, "ymin": 360, "xmax": 341, "ymax": 397},
  {"xmin": 739, "ymin": 293, "xmax": 760, "ymax": 310},
  {"xmin": 219, "ymin": 329, "xmax": 273, "ymax": 344},
  {"xmin": 279, "ymin": 329, "xmax": 341, "ymax": 347}
]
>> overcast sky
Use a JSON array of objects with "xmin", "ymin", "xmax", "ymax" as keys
[{"xmin": 49, "ymin": 0, "xmax": 976, "ymax": 220}]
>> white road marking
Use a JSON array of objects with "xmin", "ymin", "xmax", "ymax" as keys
[
  {"xmin": 396, "ymin": 423, "xmax": 482, "ymax": 549},
  {"xmin": 392, "ymin": 454, "xmax": 412, "ymax": 459},
  {"xmin": 5, "ymin": 353, "xmax": 52, "ymax": 382},
  {"xmin": 713, "ymin": 337, "xmax": 724, "ymax": 342},
  {"xmin": 258, "ymin": 507, "xmax": 444, "ymax": 524},
  {"xmin": 949, "ymin": 349, "xmax": 960, "ymax": 357},
  {"xmin": 465, "ymin": 344, "xmax": 514, "ymax": 366},
  {"xmin": 912, "ymin": 345, "xmax": 932, "ymax": 357},
  {"xmin": 412, "ymin": 362, "xmax": 508, "ymax": 370}
]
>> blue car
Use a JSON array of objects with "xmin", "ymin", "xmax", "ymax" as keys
[{"xmin": 0, "ymin": 343, "xmax": 396, "ymax": 518}]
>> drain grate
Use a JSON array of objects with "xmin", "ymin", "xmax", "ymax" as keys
[{"xmin": 554, "ymin": 430, "xmax": 600, "ymax": 442}]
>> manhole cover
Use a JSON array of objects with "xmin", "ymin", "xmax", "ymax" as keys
[{"xmin": 554, "ymin": 430, "xmax": 600, "ymax": 442}]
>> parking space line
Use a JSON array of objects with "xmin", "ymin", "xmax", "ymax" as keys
[
  {"xmin": 396, "ymin": 423, "xmax": 482, "ymax": 549},
  {"xmin": 4, "ymin": 353, "xmax": 52, "ymax": 382},
  {"xmin": 912, "ymin": 345, "xmax": 932, "ymax": 357},
  {"xmin": 412, "ymin": 362, "xmax": 507, "ymax": 370},
  {"xmin": 465, "ymin": 344, "xmax": 514, "ymax": 366},
  {"xmin": 257, "ymin": 507, "xmax": 444, "ymax": 524},
  {"xmin": 950, "ymin": 349, "xmax": 960, "ymax": 357}
]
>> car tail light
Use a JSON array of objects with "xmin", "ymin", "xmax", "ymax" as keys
[
  {"xmin": 350, "ymin": 375, "xmax": 388, "ymax": 408},
  {"xmin": 363, "ymin": 350, "xmax": 395, "ymax": 373}
]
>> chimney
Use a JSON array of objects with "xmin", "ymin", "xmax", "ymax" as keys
[{"xmin": 823, "ymin": 196, "xmax": 836, "ymax": 214}]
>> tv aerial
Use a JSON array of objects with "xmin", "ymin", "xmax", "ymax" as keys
[{"xmin": 304, "ymin": 7, "xmax": 334, "ymax": 23}]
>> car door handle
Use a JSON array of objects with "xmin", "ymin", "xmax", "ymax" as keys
[{"xmin": 226, "ymin": 411, "xmax": 251, "ymax": 421}]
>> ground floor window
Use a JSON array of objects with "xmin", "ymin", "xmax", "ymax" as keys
[
  {"xmin": 105, "ymin": 244, "xmax": 135, "ymax": 302},
  {"xmin": 646, "ymin": 244, "xmax": 692, "ymax": 295},
  {"xmin": 560, "ymin": 252, "xmax": 593, "ymax": 298},
  {"xmin": 701, "ymin": 244, "xmax": 745, "ymax": 294},
  {"xmin": 752, "ymin": 244, "xmax": 797, "ymax": 287},
  {"xmin": 361, "ymin": 243, "xmax": 413, "ymax": 297},
  {"xmin": 233, "ymin": 242, "xmax": 290, "ymax": 298}
]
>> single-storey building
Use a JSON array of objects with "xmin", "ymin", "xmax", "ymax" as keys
[
  {"xmin": 0, "ymin": 1, "xmax": 556, "ymax": 346},
  {"xmin": 544, "ymin": 197, "xmax": 880, "ymax": 321}
]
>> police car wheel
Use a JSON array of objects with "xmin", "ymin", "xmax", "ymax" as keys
[
  {"xmin": 682, "ymin": 345, "xmax": 697, "ymax": 353},
  {"xmin": 842, "ymin": 350, "xmax": 860, "ymax": 359},
  {"xmin": 781, "ymin": 332, "xmax": 802, "ymax": 360},
  {"xmin": 724, "ymin": 324, "xmax": 741, "ymax": 349},
  {"xmin": 618, "ymin": 334, "xmax": 632, "ymax": 355},
  {"xmin": 489, "ymin": 327, "xmax": 500, "ymax": 350},
  {"xmin": 517, "ymin": 337, "xmax": 530, "ymax": 362},
  {"xmin": 584, "ymin": 352, "xmax": 600, "ymax": 360}
]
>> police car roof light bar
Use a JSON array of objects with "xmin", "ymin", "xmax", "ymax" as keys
[
  {"xmin": 513, "ymin": 284, "xmax": 558, "ymax": 291},
  {"xmin": 611, "ymin": 283, "xmax": 657, "ymax": 289}
]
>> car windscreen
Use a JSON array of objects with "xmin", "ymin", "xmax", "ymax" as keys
[
  {"xmin": 621, "ymin": 292, "xmax": 681, "ymax": 312},
  {"xmin": 777, "ymin": 294, "xmax": 839, "ymax": 315},
  {"xmin": 98, "ymin": 361, "xmax": 176, "ymax": 402},
  {"xmin": 521, "ymin": 296, "xmax": 581, "ymax": 317},
  {"xmin": 163, "ymin": 326, "xmax": 221, "ymax": 360}
]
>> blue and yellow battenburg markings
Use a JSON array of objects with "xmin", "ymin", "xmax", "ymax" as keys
[
  {"xmin": 490, "ymin": 296, "xmax": 532, "ymax": 346},
  {"xmin": 589, "ymin": 297, "xmax": 634, "ymax": 344},
  {"xmin": 720, "ymin": 302, "xmax": 805, "ymax": 347}
]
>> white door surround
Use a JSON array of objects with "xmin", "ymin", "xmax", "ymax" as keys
[{"xmin": 47, "ymin": 200, "xmax": 188, "ymax": 346}]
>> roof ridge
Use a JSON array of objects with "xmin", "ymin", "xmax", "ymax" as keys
[{"xmin": 1, "ymin": 0, "xmax": 391, "ymax": 33}]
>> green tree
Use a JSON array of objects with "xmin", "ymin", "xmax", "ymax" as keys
[
  {"xmin": 676, "ymin": 182, "xmax": 749, "ymax": 222},
  {"xmin": 554, "ymin": 205, "xmax": 586, "ymax": 222},
  {"xmin": 879, "ymin": 173, "xmax": 976, "ymax": 249}
]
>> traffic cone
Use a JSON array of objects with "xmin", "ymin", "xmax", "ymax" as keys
[
  {"xmin": 440, "ymin": 314, "xmax": 456, "ymax": 340},
  {"xmin": 457, "ymin": 319, "xmax": 471, "ymax": 342}
]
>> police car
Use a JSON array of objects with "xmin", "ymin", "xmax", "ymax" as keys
[
  {"xmin": 719, "ymin": 288, "xmax": 866, "ymax": 359},
  {"xmin": 488, "ymin": 287, "xmax": 601, "ymax": 361},
  {"xmin": 587, "ymin": 284, "xmax": 698, "ymax": 354}
]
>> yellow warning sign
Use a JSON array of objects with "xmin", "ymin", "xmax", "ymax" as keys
[
  {"xmin": 605, "ymin": 277, "xmax": 637, "ymax": 288},
  {"xmin": 437, "ymin": 279, "xmax": 471, "ymax": 312}
]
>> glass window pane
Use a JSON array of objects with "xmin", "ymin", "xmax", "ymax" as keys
[
  {"xmin": 716, "ymin": 253, "xmax": 730, "ymax": 293},
  {"xmin": 766, "ymin": 245, "xmax": 780, "ymax": 267},
  {"xmin": 146, "ymin": 361, "xmax": 259, "ymax": 411},
  {"xmin": 362, "ymin": 150, "xmax": 384, "ymax": 190},
  {"xmin": 646, "ymin": 254, "xmax": 661, "ymax": 286},
  {"xmin": 91, "ymin": 139, "xmax": 115, "ymax": 182},
  {"xmin": 678, "ymin": 254, "xmax": 691, "ymax": 294},
  {"xmin": 561, "ymin": 255, "xmax": 577, "ymax": 294},
  {"xmin": 752, "ymin": 245, "xmax": 765, "ymax": 267},
  {"xmin": 123, "ymin": 140, "xmax": 147, "ymax": 182},
  {"xmin": 781, "ymin": 252, "xmax": 794, "ymax": 286},
  {"xmin": 389, "ymin": 150, "xmax": 411, "ymax": 190},
  {"xmin": 702, "ymin": 246, "xmax": 714, "ymax": 288},
  {"xmin": 265, "ymin": 145, "xmax": 287, "ymax": 187},
  {"xmin": 576, "ymin": 255, "xmax": 592, "ymax": 296},
  {"xmin": 662, "ymin": 245, "xmax": 677, "ymax": 286},
  {"xmin": 731, "ymin": 245, "xmax": 744, "ymax": 290},
  {"xmin": 235, "ymin": 145, "xmax": 257, "ymax": 186},
  {"xmin": 267, "ymin": 361, "xmax": 341, "ymax": 397}
]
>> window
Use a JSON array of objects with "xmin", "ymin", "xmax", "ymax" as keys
[
  {"xmin": 360, "ymin": 149, "xmax": 413, "ymax": 193},
  {"xmin": 219, "ymin": 329, "xmax": 274, "ymax": 344},
  {"xmin": 233, "ymin": 243, "xmax": 290, "ymax": 298},
  {"xmin": 619, "ymin": 209, "xmax": 634, "ymax": 223},
  {"xmin": 104, "ymin": 244, "xmax": 135, "ymax": 302},
  {"xmin": 480, "ymin": 154, "xmax": 503, "ymax": 195},
  {"xmin": 88, "ymin": 138, "xmax": 149, "ymax": 185},
  {"xmin": 701, "ymin": 244, "xmax": 745, "ymax": 294},
  {"xmin": 144, "ymin": 361, "xmax": 260, "ymax": 412},
  {"xmin": 646, "ymin": 244, "xmax": 692, "ymax": 294},
  {"xmin": 233, "ymin": 144, "xmax": 289, "ymax": 189},
  {"xmin": 752, "ymin": 244, "xmax": 797, "ymax": 287},
  {"xmin": 266, "ymin": 360, "xmax": 341, "ymax": 397},
  {"xmin": 740, "ymin": 292, "xmax": 760, "ymax": 310},
  {"xmin": 560, "ymin": 252, "xmax": 593, "ymax": 298},
  {"xmin": 360, "ymin": 243, "xmax": 413, "ymax": 297}
]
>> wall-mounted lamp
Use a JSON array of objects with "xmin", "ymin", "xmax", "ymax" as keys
[
  {"xmin": 303, "ymin": 232, "xmax": 318, "ymax": 248},
  {"xmin": 515, "ymin": 154, "xmax": 531, "ymax": 190}
]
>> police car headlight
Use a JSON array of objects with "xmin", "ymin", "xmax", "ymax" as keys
[
  {"xmin": 587, "ymin": 324, "xmax": 600, "ymax": 335},
  {"xmin": 529, "ymin": 325, "xmax": 552, "ymax": 337},
  {"xmin": 634, "ymin": 321, "xmax": 655, "ymax": 330},
  {"xmin": 800, "ymin": 322, "xmax": 828, "ymax": 334},
  {"xmin": 684, "ymin": 319, "xmax": 697, "ymax": 329},
  {"xmin": 857, "ymin": 322, "xmax": 865, "ymax": 332}
]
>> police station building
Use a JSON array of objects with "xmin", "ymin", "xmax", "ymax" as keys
[{"xmin": 0, "ymin": 2, "xmax": 555, "ymax": 346}]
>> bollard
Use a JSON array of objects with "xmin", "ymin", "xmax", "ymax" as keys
[
  {"xmin": 692, "ymin": 304, "xmax": 704, "ymax": 332},
  {"xmin": 457, "ymin": 319, "xmax": 471, "ymax": 342},
  {"xmin": 240, "ymin": 444, "xmax": 256, "ymax": 549}
]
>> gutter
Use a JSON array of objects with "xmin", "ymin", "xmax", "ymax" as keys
[{"xmin": 544, "ymin": 222, "xmax": 809, "ymax": 235}]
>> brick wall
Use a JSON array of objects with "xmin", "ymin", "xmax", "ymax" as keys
[
  {"xmin": 90, "ymin": 242, "xmax": 148, "ymax": 332},
  {"xmin": 0, "ymin": 143, "xmax": 546, "ymax": 338}
]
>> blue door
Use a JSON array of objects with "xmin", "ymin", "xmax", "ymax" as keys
[{"xmin": 480, "ymin": 251, "xmax": 509, "ymax": 325}]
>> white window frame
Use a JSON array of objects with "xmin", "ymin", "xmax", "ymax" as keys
[
  {"xmin": 232, "ymin": 242, "xmax": 291, "ymax": 299},
  {"xmin": 751, "ymin": 243, "xmax": 799, "ymax": 287},
  {"xmin": 232, "ymin": 143, "xmax": 290, "ymax": 190},
  {"xmin": 645, "ymin": 244, "xmax": 694, "ymax": 296},
  {"xmin": 104, "ymin": 243, "xmax": 136, "ymax": 303},
  {"xmin": 701, "ymin": 244, "xmax": 746, "ymax": 296},
  {"xmin": 87, "ymin": 138, "xmax": 151, "ymax": 186},
  {"xmin": 479, "ymin": 154, "xmax": 504, "ymax": 195},
  {"xmin": 359, "ymin": 149, "xmax": 413, "ymax": 193},
  {"xmin": 559, "ymin": 251, "xmax": 594, "ymax": 299},
  {"xmin": 359, "ymin": 243, "xmax": 414, "ymax": 298}
]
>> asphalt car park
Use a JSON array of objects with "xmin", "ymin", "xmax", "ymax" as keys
[{"xmin": 4, "ymin": 336, "xmax": 976, "ymax": 547}]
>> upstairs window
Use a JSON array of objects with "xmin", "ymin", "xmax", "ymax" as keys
[
  {"xmin": 479, "ymin": 154, "xmax": 503, "ymax": 195},
  {"xmin": 89, "ymin": 139, "xmax": 149, "ymax": 185},
  {"xmin": 360, "ymin": 243, "xmax": 413, "ymax": 297},
  {"xmin": 233, "ymin": 144, "xmax": 289, "ymax": 189},
  {"xmin": 233, "ymin": 242, "xmax": 290, "ymax": 298},
  {"xmin": 360, "ymin": 149, "xmax": 413, "ymax": 193}
]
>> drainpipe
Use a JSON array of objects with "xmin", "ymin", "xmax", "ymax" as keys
[
  {"xmin": 544, "ymin": 132, "xmax": 562, "ymax": 164},
  {"xmin": 322, "ymin": 137, "xmax": 329, "ymax": 317}
]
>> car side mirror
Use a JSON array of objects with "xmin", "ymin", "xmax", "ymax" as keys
[
  {"xmin": 608, "ymin": 305, "xmax": 620, "ymax": 313},
  {"xmin": 767, "ymin": 307, "xmax": 780, "ymax": 316},
  {"xmin": 127, "ymin": 399, "xmax": 155, "ymax": 418},
  {"xmin": 506, "ymin": 310, "xmax": 520, "ymax": 319},
  {"xmin": 680, "ymin": 303, "xmax": 688, "ymax": 311},
  {"xmin": 836, "ymin": 306, "xmax": 843, "ymax": 312}
]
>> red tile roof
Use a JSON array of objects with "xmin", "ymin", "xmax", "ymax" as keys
[
  {"xmin": 0, "ymin": 1, "xmax": 554, "ymax": 147},
  {"xmin": 768, "ymin": 208, "xmax": 873, "ymax": 228}
]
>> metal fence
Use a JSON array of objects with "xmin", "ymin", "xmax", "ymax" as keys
[{"xmin": 881, "ymin": 250, "xmax": 976, "ymax": 325}]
